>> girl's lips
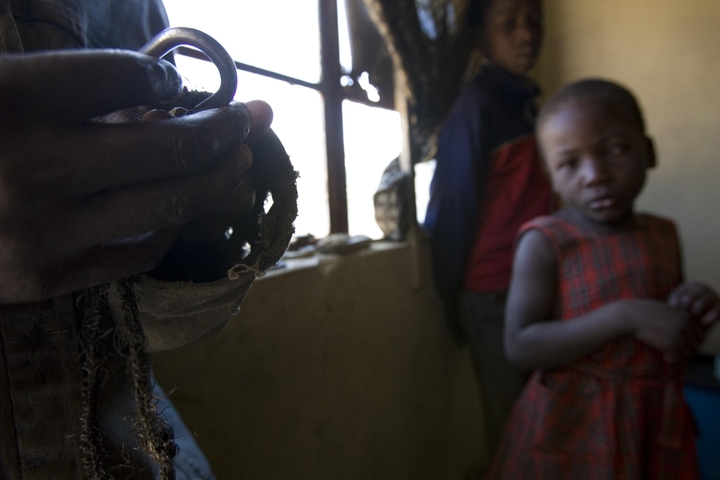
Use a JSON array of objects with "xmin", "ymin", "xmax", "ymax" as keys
[
  {"xmin": 517, "ymin": 51, "xmax": 538, "ymax": 63},
  {"xmin": 590, "ymin": 196, "xmax": 616, "ymax": 209}
]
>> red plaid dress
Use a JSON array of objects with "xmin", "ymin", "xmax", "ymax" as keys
[{"xmin": 486, "ymin": 214, "xmax": 699, "ymax": 480}]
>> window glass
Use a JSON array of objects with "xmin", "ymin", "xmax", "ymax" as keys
[
  {"xmin": 414, "ymin": 159, "xmax": 435, "ymax": 226},
  {"xmin": 342, "ymin": 100, "xmax": 401, "ymax": 239},
  {"xmin": 163, "ymin": 0, "xmax": 321, "ymax": 83},
  {"xmin": 337, "ymin": 0, "xmax": 352, "ymax": 73},
  {"xmin": 174, "ymin": 55, "xmax": 330, "ymax": 238},
  {"xmin": 164, "ymin": 2, "xmax": 405, "ymax": 240}
]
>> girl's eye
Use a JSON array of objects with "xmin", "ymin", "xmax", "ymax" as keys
[
  {"xmin": 605, "ymin": 144, "xmax": 627, "ymax": 156},
  {"xmin": 558, "ymin": 157, "xmax": 578, "ymax": 169},
  {"xmin": 526, "ymin": 12, "xmax": 542, "ymax": 28},
  {"xmin": 503, "ymin": 18, "xmax": 517, "ymax": 32}
]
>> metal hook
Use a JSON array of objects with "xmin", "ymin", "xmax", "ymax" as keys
[{"xmin": 139, "ymin": 27, "xmax": 237, "ymax": 112}]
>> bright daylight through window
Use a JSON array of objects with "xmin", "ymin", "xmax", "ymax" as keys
[{"xmin": 162, "ymin": 0, "xmax": 402, "ymax": 240}]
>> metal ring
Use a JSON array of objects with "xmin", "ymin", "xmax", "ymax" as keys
[{"xmin": 140, "ymin": 27, "xmax": 237, "ymax": 111}]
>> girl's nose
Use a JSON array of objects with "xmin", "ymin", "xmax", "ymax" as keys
[
  {"xmin": 515, "ymin": 20, "xmax": 534, "ymax": 43},
  {"xmin": 582, "ymin": 156, "xmax": 610, "ymax": 185}
]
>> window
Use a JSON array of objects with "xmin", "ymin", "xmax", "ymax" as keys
[{"xmin": 162, "ymin": 0, "xmax": 402, "ymax": 240}]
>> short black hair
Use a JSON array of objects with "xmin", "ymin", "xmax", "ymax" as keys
[
  {"xmin": 466, "ymin": 0, "xmax": 493, "ymax": 29},
  {"xmin": 537, "ymin": 78, "xmax": 646, "ymax": 134},
  {"xmin": 467, "ymin": 0, "xmax": 543, "ymax": 29}
]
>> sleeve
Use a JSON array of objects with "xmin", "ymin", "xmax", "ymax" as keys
[
  {"xmin": 0, "ymin": 0, "xmax": 23, "ymax": 53},
  {"xmin": 422, "ymin": 82, "xmax": 490, "ymax": 342}
]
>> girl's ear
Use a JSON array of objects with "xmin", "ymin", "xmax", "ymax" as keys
[{"xmin": 645, "ymin": 136, "xmax": 657, "ymax": 169}]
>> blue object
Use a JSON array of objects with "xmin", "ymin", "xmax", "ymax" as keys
[{"xmin": 685, "ymin": 384, "xmax": 720, "ymax": 480}]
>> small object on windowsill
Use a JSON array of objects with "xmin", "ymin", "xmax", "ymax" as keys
[
  {"xmin": 287, "ymin": 234, "xmax": 317, "ymax": 251},
  {"xmin": 282, "ymin": 244, "xmax": 317, "ymax": 259},
  {"xmin": 315, "ymin": 234, "xmax": 372, "ymax": 254},
  {"xmin": 374, "ymin": 157, "xmax": 411, "ymax": 241}
]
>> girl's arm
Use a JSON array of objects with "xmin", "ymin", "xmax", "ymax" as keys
[{"xmin": 505, "ymin": 230, "xmax": 694, "ymax": 370}]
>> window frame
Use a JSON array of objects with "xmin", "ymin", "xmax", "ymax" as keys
[{"xmin": 176, "ymin": 0, "xmax": 396, "ymax": 235}]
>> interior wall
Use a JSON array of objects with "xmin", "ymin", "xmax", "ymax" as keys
[
  {"xmin": 534, "ymin": 0, "xmax": 720, "ymax": 350},
  {"xmin": 154, "ymin": 241, "xmax": 485, "ymax": 479}
]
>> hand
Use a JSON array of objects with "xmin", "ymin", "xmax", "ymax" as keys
[
  {"xmin": 133, "ymin": 99, "xmax": 273, "ymax": 246},
  {"xmin": 624, "ymin": 299, "xmax": 703, "ymax": 362},
  {"xmin": 668, "ymin": 281, "xmax": 720, "ymax": 326},
  {"xmin": 0, "ymin": 50, "xmax": 271, "ymax": 303}
]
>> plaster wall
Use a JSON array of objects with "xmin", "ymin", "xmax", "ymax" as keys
[
  {"xmin": 534, "ymin": 0, "xmax": 720, "ymax": 350},
  {"xmin": 154, "ymin": 241, "xmax": 485, "ymax": 479}
]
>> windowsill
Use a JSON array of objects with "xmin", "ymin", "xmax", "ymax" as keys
[{"xmin": 260, "ymin": 240, "xmax": 409, "ymax": 279}]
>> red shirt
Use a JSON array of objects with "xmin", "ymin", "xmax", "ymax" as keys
[{"xmin": 463, "ymin": 135, "xmax": 554, "ymax": 292}]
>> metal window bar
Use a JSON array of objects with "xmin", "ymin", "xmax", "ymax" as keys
[{"xmin": 175, "ymin": 0, "xmax": 391, "ymax": 235}]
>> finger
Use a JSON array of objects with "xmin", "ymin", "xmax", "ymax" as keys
[
  {"xmin": 142, "ymin": 109, "xmax": 175, "ymax": 122},
  {"xmin": 210, "ymin": 144, "xmax": 255, "ymax": 212},
  {"xmin": 668, "ymin": 283, "xmax": 696, "ymax": 308},
  {"xmin": 667, "ymin": 285, "xmax": 687, "ymax": 307},
  {"xmin": 49, "ymin": 230, "xmax": 180, "ymax": 296},
  {"xmin": 690, "ymin": 291, "xmax": 715, "ymax": 317},
  {"xmin": 0, "ymin": 229, "xmax": 178, "ymax": 303},
  {"xmin": 25, "ymin": 103, "xmax": 252, "ymax": 196},
  {"xmin": 0, "ymin": 50, "xmax": 182, "ymax": 125},
  {"xmin": 681, "ymin": 284, "xmax": 705, "ymax": 308},
  {"xmin": 701, "ymin": 307, "xmax": 720, "ymax": 326},
  {"xmin": 55, "ymin": 147, "xmax": 253, "ymax": 252},
  {"xmin": 678, "ymin": 290, "xmax": 701, "ymax": 310},
  {"xmin": 101, "ymin": 106, "xmax": 150, "ymax": 124},
  {"xmin": 244, "ymin": 100, "xmax": 273, "ymax": 144}
]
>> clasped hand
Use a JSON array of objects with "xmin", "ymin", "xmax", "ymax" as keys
[
  {"xmin": 631, "ymin": 282, "xmax": 720, "ymax": 362},
  {"xmin": 0, "ymin": 49, "xmax": 272, "ymax": 303}
]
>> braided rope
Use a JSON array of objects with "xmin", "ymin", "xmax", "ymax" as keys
[
  {"xmin": 77, "ymin": 285, "xmax": 110, "ymax": 480},
  {"xmin": 116, "ymin": 278, "xmax": 177, "ymax": 480}
]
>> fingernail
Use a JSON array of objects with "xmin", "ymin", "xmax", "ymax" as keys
[
  {"xmin": 228, "ymin": 102, "xmax": 251, "ymax": 141},
  {"xmin": 142, "ymin": 109, "xmax": 174, "ymax": 122},
  {"xmin": 702, "ymin": 311, "xmax": 720, "ymax": 326},
  {"xmin": 244, "ymin": 100, "xmax": 273, "ymax": 144}
]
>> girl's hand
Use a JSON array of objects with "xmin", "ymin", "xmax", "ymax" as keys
[
  {"xmin": 626, "ymin": 299, "xmax": 702, "ymax": 362},
  {"xmin": 668, "ymin": 281, "xmax": 720, "ymax": 326}
]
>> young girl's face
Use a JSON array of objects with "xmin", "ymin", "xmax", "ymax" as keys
[
  {"xmin": 539, "ymin": 99, "xmax": 655, "ymax": 226},
  {"xmin": 481, "ymin": 0, "xmax": 543, "ymax": 76}
]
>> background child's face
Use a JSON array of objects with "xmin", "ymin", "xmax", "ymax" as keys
[
  {"xmin": 481, "ymin": 0, "xmax": 543, "ymax": 76},
  {"xmin": 539, "ymin": 99, "xmax": 655, "ymax": 225}
]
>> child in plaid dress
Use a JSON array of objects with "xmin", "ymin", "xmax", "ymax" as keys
[{"xmin": 486, "ymin": 79, "xmax": 720, "ymax": 479}]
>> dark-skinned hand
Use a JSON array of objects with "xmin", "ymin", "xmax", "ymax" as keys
[
  {"xmin": 625, "ymin": 298, "xmax": 704, "ymax": 363},
  {"xmin": 666, "ymin": 281, "xmax": 720, "ymax": 357},
  {"xmin": 668, "ymin": 281, "xmax": 720, "ymax": 326},
  {"xmin": 0, "ymin": 49, "xmax": 272, "ymax": 303}
]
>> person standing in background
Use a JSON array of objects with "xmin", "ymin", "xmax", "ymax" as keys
[{"xmin": 424, "ymin": 0, "xmax": 555, "ymax": 455}]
